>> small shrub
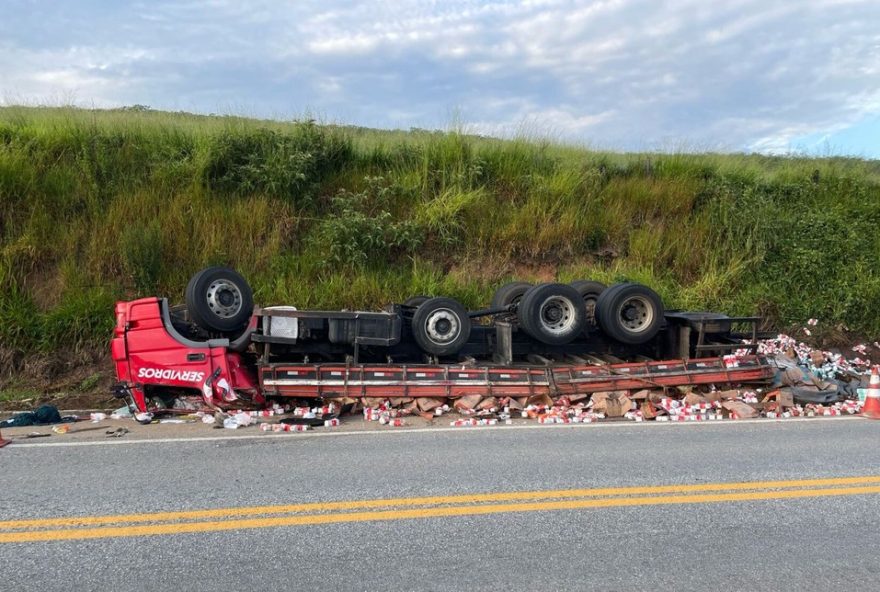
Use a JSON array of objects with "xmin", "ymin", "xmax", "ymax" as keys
[{"xmin": 314, "ymin": 185, "xmax": 423, "ymax": 268}]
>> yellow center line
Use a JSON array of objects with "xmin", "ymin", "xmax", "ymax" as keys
[
  {"xmin": 2, "ymin": 475, "xmax": 880, "ymax": 531},
  {"xmin": 2, "ymin": 484, "xmax": 879, "ymax": 544}
]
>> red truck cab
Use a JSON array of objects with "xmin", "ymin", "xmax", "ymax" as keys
[{"xmin": 111, "ymin": 297, "xmax": 261, "ymax": 413}]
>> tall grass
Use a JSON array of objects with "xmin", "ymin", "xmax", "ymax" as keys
[{"xmin": 1, "ymin": 105, "xmax": 879, "ymax": 364}]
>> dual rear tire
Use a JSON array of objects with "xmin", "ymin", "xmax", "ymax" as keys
[
  {"xmin": 517, "ymin": 283, "xmax": 588, "ymax": 345},
  {"xmin": 595, "ymin": 283, "xmax": 664, "ymax": 344},
  {"xmin": 490, "ymin": 279, "xmax": 604, "ymax": 346},
  {"xmin": 489, "ymin": 278, "xmax": 663, "ymax": 346}
]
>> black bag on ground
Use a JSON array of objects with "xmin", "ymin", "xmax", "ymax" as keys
[{"xmin": 1, "ymin": 404, "xmax": 64, "ymax": 427}]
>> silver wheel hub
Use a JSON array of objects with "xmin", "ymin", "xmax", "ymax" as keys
[
  {"xmin": 618, "ymin": 296, "xmax": 654, "ymax": 332},
  {"xmin": 538, "ymin": 296, "xmax": 576, "ymax": 335},
  {"xmin": 425, "ymin": 309, "xmax": 459, "ymax": 344},
  {"xmin": 206, "ymin": 280, "xmax": 243, "ymax": 319}
]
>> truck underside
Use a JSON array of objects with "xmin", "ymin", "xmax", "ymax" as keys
[{"xmin": 110, "ymin": 269, "xmax": 775, "ymax": 414}]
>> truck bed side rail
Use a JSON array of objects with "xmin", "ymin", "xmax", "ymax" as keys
[{"xmin": 259, "ymin": 355, "xmax": 774, "ymax": 400}]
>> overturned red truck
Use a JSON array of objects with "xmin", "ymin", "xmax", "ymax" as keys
[{"xmin": 111, "ymin": 267, "xmax": 775, "ymax": 414}]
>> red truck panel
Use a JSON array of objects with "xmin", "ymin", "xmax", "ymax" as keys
[{"xmin": 113, "ymin": 298, "xmax": 260, "ymax": 412}]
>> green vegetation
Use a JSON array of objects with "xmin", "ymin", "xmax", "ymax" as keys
[
  {"xmin": 2, "ymin": 105, "xmax": 879, "ymax": 362},
  {"xmin": 0, "ymin": 384, "xmax": 41, "ymax": 403},
  {"xmin": 76, "ymin": 373, "xmax": 103, "ymax": 392}
]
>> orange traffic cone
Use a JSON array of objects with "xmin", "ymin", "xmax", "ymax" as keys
[
  {"xmin": 862, "ymin": 366, "xmax": 880, "ymax": 419},
  {"xmin": 0, "ymin": 427, "xmax": 9, "ymax": 448}
]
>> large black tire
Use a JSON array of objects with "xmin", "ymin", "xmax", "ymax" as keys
[
  {"xmin": 491, "ymin": 281, "xmax": 532, "ymax": 309},
  {"xmin": 403, "ymin": 295, "xmax": 430, "ymax": 308},
  {"xmin": 518, "ymin": 283, "xmax": 587, "ymax": 345},
  {"xmin": 569, "ymin": 280, "xmax": 606, "ymax": 324},
  {"xmin": 185, "ymin": 267, "xmax": 254, "ymax": 333},
  {"xmin": 596, "ymin": 283, "xmax": 664, "ymax": 345},
  {"xmin": 411, "ymin": 297, "xmax": 471, "ymax": 357}
]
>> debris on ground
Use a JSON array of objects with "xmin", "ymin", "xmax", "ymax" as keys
[
  {"xmin": 13, "ymin": 432, "xmax": 52, "ymax": 440},
  {"xmin": 110, "ymin": 405, "xmax": 132, "ymax": 419},
  {"xmin": 746, "ymin": 322, "xmax": 873, "ymax": 403},
  {"xmin": 134, "ymin": 412, "xmax": 154, "ymax": 424},
  {"xmin": 260, "ymin": 422, "xmax": 309, "ymax": 432},
  {"xmin": 1, "ymin": 405, "xmax": 75, "ymax": 427}
]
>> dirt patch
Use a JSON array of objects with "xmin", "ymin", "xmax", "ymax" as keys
[
  {"xmin": 0, "ymin": 349, "xmax": 116, "ymax": 412},
  {"xmin": 0, "ymin": 347, "xmax": 16, "ymax": 378},
  {"xmin": 0, "ymin": 391, "xmax": 117, "ymax": 413},
  {"xmin": 445, "ymin": 257, "xmax": 564, "ymax": 285}
]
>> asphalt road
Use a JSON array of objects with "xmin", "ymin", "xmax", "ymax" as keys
[{"xmin": 2, "ymin": 418, "xmax": 879, "ymax": 591}]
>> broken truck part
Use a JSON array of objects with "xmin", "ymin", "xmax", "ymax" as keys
[{"xmin": 111, "ymin": 267, "xmax": 774, "ymax": 413}]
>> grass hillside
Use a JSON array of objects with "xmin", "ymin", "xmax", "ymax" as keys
[{"xmin": 2, "ymin": 106, "xmax": 880, "ymax": 380}]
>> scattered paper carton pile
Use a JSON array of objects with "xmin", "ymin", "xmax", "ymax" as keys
[
  {"xmin": 750, "ymin": 325, "xmax": 874, "ymax": 381},
  {"xmin": 744, "ymin": 320, "xmax": 877, "ymax": 406},
  {"xmin": 362, "ymin": 400, "xmax": 413, "ymax": 427},
  {"xmin": 233, "ymin": 379, "xmax": 866, "ymax": 432},
  {"xmin": 343, "ymin": 374, "xmax": 864, "ymax": 428}
]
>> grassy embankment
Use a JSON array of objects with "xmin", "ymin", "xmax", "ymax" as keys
[{"xmin": 1, "ymin": 106, "xmax": 879, "ymax": 401}]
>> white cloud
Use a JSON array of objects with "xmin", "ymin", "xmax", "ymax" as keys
[
  {"xmin": 0, "ymin": 44, "xmax": 160, "ymax": 106},
  {"xmin": 0, "ymin": 0, "xmax": 878, "ymax": 155}
]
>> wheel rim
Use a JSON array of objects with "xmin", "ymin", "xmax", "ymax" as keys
[
  {"xmin": 206, "ymin": 280, "xmax": 243, "ymax": 319},
  {"xmin": 538, "ymin": 296, "xmax": 576, "ymax": 335},
  {"xmin": 617, "ymin": 295, "xmax": 654, "ymax": 333},
  {"xmin": 425, "ymin": 309, "xmax": 460, "ymax": 344}
]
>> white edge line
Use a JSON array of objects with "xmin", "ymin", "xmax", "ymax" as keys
[{"xmin": 5, "ymin": 415, "xmax": 864, "ymax": 449}]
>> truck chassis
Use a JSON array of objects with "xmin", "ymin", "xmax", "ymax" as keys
[{"xmin": 111, "ymin": 270, "xmax": 774, "ymax": 414}]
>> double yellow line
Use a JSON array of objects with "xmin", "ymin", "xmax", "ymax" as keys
[{"xmin": 3, "ymin": 475, "xmax": 880, "ymax": 544}]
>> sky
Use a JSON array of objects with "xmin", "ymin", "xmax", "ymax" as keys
[{"xmin": 1, "ymin": 0, "xmax": 879, "ymax": 157}]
